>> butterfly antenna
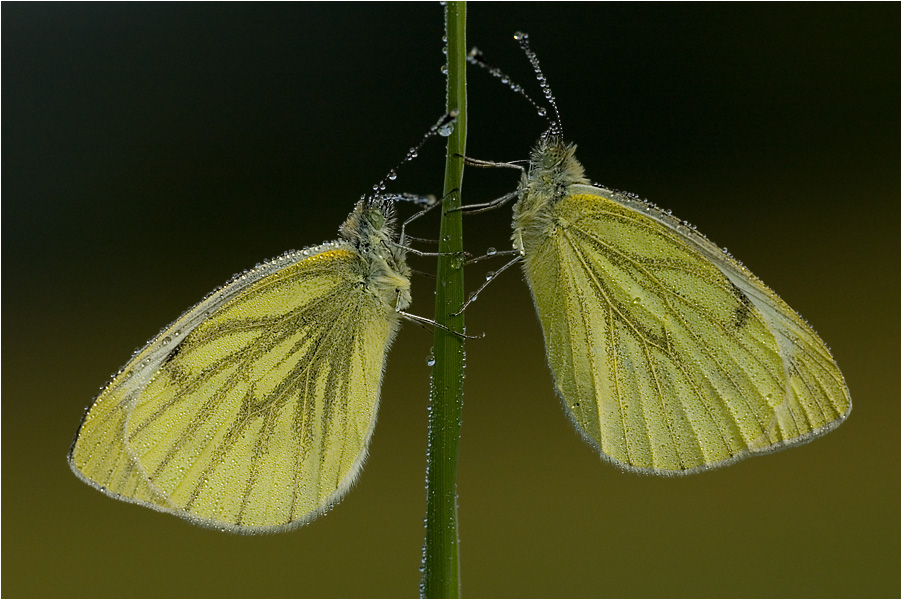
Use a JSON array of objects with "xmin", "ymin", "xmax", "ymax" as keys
[
  {"xmin": 466, "ymin": 47, "xmax": 551, "ymax": 124},
  {"xmin": 363, "ymin": 111, "xmax": 458, "ymax": 210},
  {"xmin": 513, "ymin": 32, "xmax": 564, "ymax": 140}
]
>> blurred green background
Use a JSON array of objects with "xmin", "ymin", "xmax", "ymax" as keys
[{"xmin": 3, "ymin": 3, "xmax": 898, "ymax": 597}]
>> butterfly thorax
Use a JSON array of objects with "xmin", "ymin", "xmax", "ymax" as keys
[
  {"xmin": 340, "ymin": 199, "xmax": 412, "ymax": 311},
  {"xmin": 512, "ymin": 137, "xmax": 589, "ymax": 255}
]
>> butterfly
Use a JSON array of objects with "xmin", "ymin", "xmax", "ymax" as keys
[
  {"xmin": 62, "ymin": 99, "xmax": 471, "ymax": 534},
  {"xmin": 472, "ymin": 33, "xmax": 851, "ymax": 474},
  {"xmin": 68, "ymin": 195, "xmax": 413, "ymax": 532}
]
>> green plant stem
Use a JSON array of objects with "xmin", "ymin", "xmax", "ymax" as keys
[{"xmin": 421, "ymin": 2, "xmax": 466, "ymax": 598}]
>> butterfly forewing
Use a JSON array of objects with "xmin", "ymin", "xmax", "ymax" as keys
[
  {"xmin": 519, "ymin": 177, "xmax": 850, "ymax": 473},
  {"xmin": 70, "ymin": 244, "xmax": 400, "ymax": 531}
]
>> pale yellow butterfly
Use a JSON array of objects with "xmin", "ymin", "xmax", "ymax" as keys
[
  {"xmin": 473, "ymin": 33, "xmax": 851, "ymax": 474},
  {"xmin": 68, "ymin": 117, "xmax": 453, "ymax": 532}
]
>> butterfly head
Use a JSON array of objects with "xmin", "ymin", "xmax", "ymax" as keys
[
  {"xmin": 511, "ymin": 135, "xmax": 589, "ymax": 258},
  {"xmin": 525, "ymin": 135, "xmax": 588, "ymax": 197},
  {"xmin": 341, "ymin": 196, "xmax": 397, "ymax": 248}
]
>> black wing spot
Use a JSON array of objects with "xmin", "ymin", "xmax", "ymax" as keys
[
  {"xmin": 161, "ymin": 341, "xmax": 191, "ymax": 385},
  {"xmin": 730, "ymin": 282, "xmax": 753, "ymax": 329},
  {"xmin": 163, "ymin": 341, "xmax": 183, "ymax": 364}
]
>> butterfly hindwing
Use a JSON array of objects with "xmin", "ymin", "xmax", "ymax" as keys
[
  {"xmin": 515, "ymin": 144, "xmax": 850, "ymax": 474},
  {"xmin": 70, "ymin": 243, "xmax": 401, "ymax": 532}
]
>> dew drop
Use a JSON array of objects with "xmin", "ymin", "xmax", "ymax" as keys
[{"xmin": 486, "ymin": 246, "xmax": 497, "ymax": 256}]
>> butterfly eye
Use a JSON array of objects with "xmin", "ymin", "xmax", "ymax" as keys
[
  {"xmin": 367, "ymin": 209, "xmax": 386, "ymax": 230},
  {"xmin": 539, "ymin": 149, "xmax": 560, "ymax": 170}
]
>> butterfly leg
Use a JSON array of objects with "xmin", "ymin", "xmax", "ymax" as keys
[
  {"xmin": 457, "ymin": 154, "xmax": 526, "ymax": 173},
  {"xmin": 466, "ymin": 248, "xmax": 521, "ymax": 266},
  {"xmin": 398, "ymin": 189, "xmax": 454, "ymax": 245},
  {"xmin": 389, "ymin": 240, "xmax": 470, "ymax": 260},
  {"xmin": 448, "ymin": 190, "xmax": 520, "ymax": 216},
  {"xmin": 398, "ymin": 310, "xmax": 483, "ymax": 340},
  {"xmin": 452, "ymin": 254, "xmax": 522, "ymax": 316}
]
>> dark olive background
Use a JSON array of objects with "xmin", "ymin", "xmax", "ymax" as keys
[{"xmin": 3, "ymin": 3, "xmax": 898, "ymax": 597}]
